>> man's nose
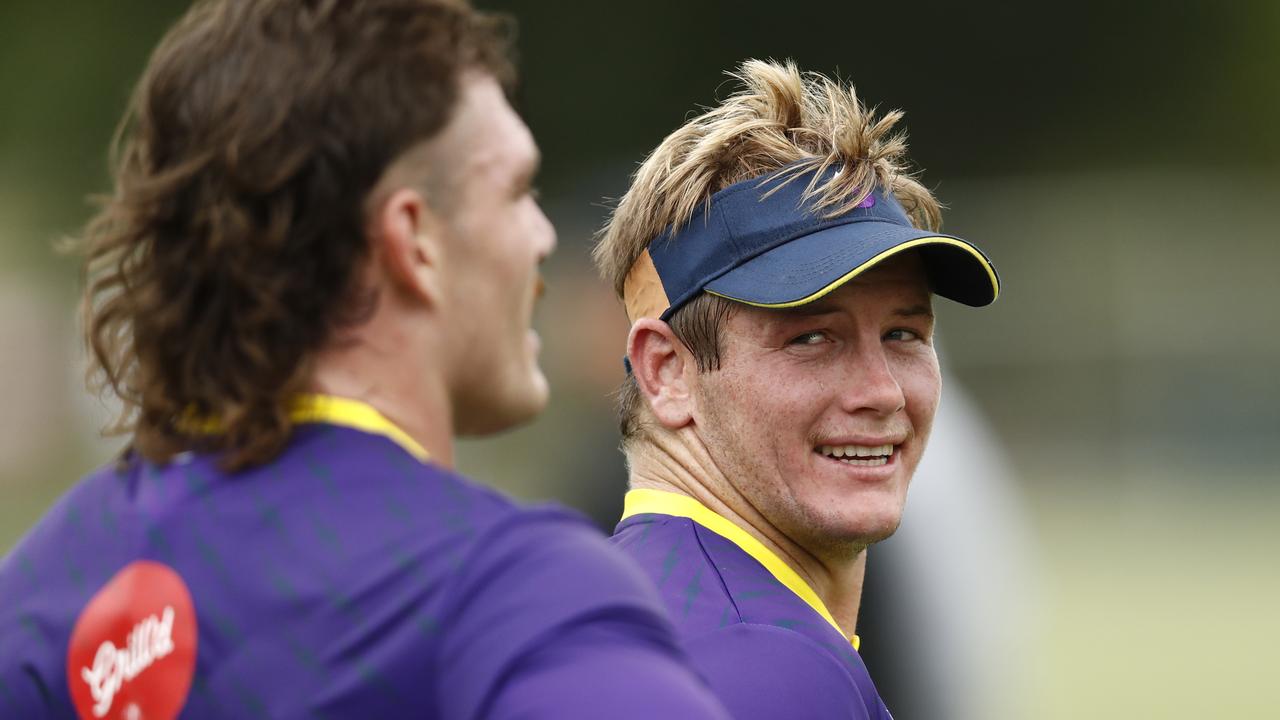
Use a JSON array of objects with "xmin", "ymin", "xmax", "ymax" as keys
[
  {"xmin": 536, "ymin": 206, "xmax": 557, "ymax": 261},
  {"xmin": 839, "ymin": 346, "xmax": 906, "ymax": 417}
]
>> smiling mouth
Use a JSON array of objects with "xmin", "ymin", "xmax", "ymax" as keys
[{"xmin": 815, "ymin": 443, "xmax": 896, "ymax": 467}]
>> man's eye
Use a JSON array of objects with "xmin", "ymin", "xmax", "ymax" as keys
[
  {"xmin": 885, "ymin": 328, "xmax": 921, "ymax": 342},
  {"xmin": 788, "ymin": 331, "xmax": 827, "ymax": 346}
]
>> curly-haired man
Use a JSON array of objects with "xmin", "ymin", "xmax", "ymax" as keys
[{"xmin": 0, "ymin": 2, "xmax": 728, "ymax": 718}]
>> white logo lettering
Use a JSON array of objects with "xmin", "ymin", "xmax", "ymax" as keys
[{"xmin": 79, "ymin": 605, "xmax": 177, "ymax": 717}]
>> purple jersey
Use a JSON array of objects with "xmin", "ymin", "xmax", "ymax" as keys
[
  {"xmin": 0, "ymin": 396, "xmax": 727, "ymax": 720},
  {"xmin": 612, "ymin": 489, "xmax": 894, "ymax": 720}
]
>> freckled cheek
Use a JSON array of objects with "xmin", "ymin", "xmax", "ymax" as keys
[
  {"xmin": 705, "ymin": 369, "xmax": 806, "ymax": 445},
  {"xmin": 899, "ymin": 360, "xmax": 941, "ymax": 438},
  {"xmin": 743, "ymin": 367, "xmax": 830, "ymax": 414},
  {"xmin": 715, "ymin": 375, "xmax": 775, "ymax": 424}
]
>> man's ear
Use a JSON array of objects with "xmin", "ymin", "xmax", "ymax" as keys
[
  {"xmin": 627, "ymin": 318, "xmax": 695, "ymax": 429},
  {"xmin": 371, "ymin": 187, "xmax": 446, "ymax": 306}
]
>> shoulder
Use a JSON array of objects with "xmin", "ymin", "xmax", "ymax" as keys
[
  {"xmin": 0, "ymin": 460, "xmax": 126, "ymax": 606},
  {"xmin": 450, "ymin": 506, "xmax": 668, "ymax": 621},
  {"xmin": 0, "ymin": 544, "xmax": 69, "ymax": 716},
  {"xmin": 434, "ymin": 507, "xmax": 682, "ymax": 719},
  {"xmin": 0, "ymin": 463, "xmax": 128, "ymax": 718},
  {"xmin": 611, "ymin": 514, "xmax": 731, "ymax": 599},
  {"xmin": 612, "ymin": 515, "xmax": 752, "ymax": 635},
  {"xmin": 685, "ymin": 623, "xmax": 881, "ymax": 720},
  {"xmin": 243, "ymin": 428, "xmax": 525, "ymax": 555},
  {"xmin": 611, "ymin": 514, "xmax": 741, "ymax": 634}
]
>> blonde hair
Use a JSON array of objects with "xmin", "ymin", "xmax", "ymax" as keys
[
  {"xmin": 594, "ymin": 58, "xmax": 941, "ymax": 296},
  {"xmin": 595, "ymin": 59, "xmax": 943, "ymax": 447}
]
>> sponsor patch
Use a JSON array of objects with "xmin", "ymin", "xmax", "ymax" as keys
[{"xmin": 66, "ymin": 561, "xmax": 197, "ymax": 720}]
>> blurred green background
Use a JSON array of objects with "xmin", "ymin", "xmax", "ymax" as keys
[{"xmin": 1, "ymin": 1, "xmax": 1277, "ymax": 717}]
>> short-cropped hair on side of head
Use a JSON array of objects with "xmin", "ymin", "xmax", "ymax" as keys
[
  {"xmin": 616, "ymin": 292, "xmax": 737, "ymax": 445},
  {"xmin": 78, "ymin": 0, "xmax": 514, "ymax": 470},
  {"xmin": 595, "ymin": 59, "xmax": 943, "ymax": 446}
]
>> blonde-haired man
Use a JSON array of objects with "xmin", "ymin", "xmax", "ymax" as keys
[{"xmin": 595, "ymin": 60, "xmax": 1000, "ymax": 719}]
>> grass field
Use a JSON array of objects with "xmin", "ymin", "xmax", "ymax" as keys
[{"xmin": 1025, "ymin": 480, "xmax": 1280, "ymax": 719}]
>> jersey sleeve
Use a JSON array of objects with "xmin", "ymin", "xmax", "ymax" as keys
[
  {"xmin": 0, "ymin": 511, "xmax": 83, "ymax": 718},
  {"xmin": 0, "ymin": 637, "xmax": 58, "ymax": 720},
  {"xmin": 434, "ymin": 509, "xmax": 729, "ymax": 720},
  {"xmin": 685, "ymin": 623, "xmax": 888, "ymax": 720}
]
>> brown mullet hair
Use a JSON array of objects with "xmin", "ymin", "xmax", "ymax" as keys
[
  {"xmin": 594, "ymin": 59, "xmax": 942, "ymax": 447},
  {"xmin": 78, "ymin": 0, "xmax": 513, "ymax": 470}
]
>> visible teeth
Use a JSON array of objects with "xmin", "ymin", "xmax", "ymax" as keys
[
  {"xmin": 843, "ymin": 457, "xmax": 888, "ymax": 466},
  {"xmin": 817, "ymin": 443, "xmax": 894, "ymax": 460}
]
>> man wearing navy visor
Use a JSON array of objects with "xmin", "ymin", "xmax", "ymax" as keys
[{"xmin": 593, "ymin": 59, "xmax": 1000, "ymax": 719}]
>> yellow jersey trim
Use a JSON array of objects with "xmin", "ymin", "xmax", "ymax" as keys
[
  {"xmin": 706, "ymin": 235, "xmax": 999, "ymax": 309},
  {"xmin": 290, "ymin": 394, "xmax": 430, "ymax": 462},
  {"xmin": 621, "ymin": 488, "xmax": 860, "ymax": 651}
]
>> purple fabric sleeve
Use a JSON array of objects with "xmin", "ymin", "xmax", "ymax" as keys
[
  {"xmin": 685, "ymin": 624, "xmax": 887, "ymax": 720},
  {"xmin": 0, "ymin": 655, "xmax": 51, "ymax": 718},
  {"xmin": 436, "ymin": 510, "xmax": 729, "ymax": 720},
  {"xmin": 485, "ymin": 612, "xmax": 730, "ymax": 719}
]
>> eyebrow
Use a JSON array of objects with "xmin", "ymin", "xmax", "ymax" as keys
[{"xmin": 893, "ymin": 304, "xmax": 934, "ymax": 319}]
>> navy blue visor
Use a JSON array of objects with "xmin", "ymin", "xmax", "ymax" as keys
[{"xmin": 622, "ymin": 165, "xmax": 999, "ymax": 322}]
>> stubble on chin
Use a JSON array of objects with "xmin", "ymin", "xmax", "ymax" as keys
[{"xmin": 774, "ymin": 484, "xmax": 907, "ymax": 562}]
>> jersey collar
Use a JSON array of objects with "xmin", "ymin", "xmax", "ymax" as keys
[
  {"xmin": 621, "ymin": 488, "xmax": 860, "ymax": 650},
  {"xmin": 290, "ymin": 394, "xmax": 430, "ymax": 462}
]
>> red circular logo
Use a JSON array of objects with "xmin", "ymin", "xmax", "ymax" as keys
[{"xmin": 66, "ymin": 561, "xmax": 198, "ymax": 720}]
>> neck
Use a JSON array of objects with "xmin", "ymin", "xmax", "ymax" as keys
[
  {"xmin": 308, "ymin": 300, "xmax": 455, "ymax": 466},
  {"xmin": 627, "ymin": 429, "xmax": 867, "ymax": 638}
]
